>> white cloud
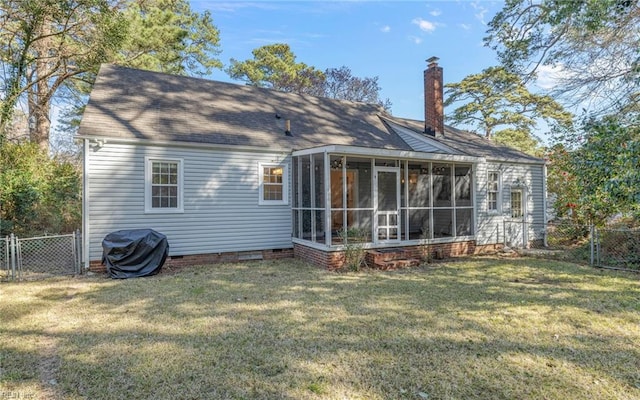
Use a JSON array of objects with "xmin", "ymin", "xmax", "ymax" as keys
[
  {"xmin": 470, "ymin": 2, "xmax": 488, "ymax": 25},
  {"xmin": 412, "ymin": 17, "xmax": 436, "ymax": 33},
  {"xmin": 534, "ymin": 64, "xmax": 571, "ymax": 90},
  {"xmin": 430, "ymin": 9, "xmax": 442, "ymax": 17},
  {"xmin": 459, "ymin": 23, "xmax": 472, "ymax": 31},
  {"xmin": 380, "ymin": 25, "xmax": 391, "ymax": 33},
  {"xmin": 408, "ymin": 35, "xmax": 423, "ymax": 45}
]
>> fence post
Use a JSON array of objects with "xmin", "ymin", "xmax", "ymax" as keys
[
  {"xmin": 75, "ymin": 229, "xmax": 81, "ymax": 274},
  {"xmin": 72, "ymin": 230, "xmax": 78, "ymax": 274},
  {"xmin": 3, "ymin": 236, "xmax": 9, "ymax": 280},
  {"xmin": 595, "ymin": 227, "xmax": 601, "ymax": 267},
  {"xmin": 589, "ymin": 224, "xmax": 596, "ymax": 267},
  {"xmin": 10, "ymin": 233, "xmax": 16, "ymax": 280}
]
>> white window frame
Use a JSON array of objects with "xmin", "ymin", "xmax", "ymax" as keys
[
  {"xmin": 259, "ymin": 162, "xmax": 289, "ymax": 206},
  {"xmin": 145, "ymin": 157, "xmax": 184, "ymax": 213},
  {"xmin": 487, "ymin": 170, "xmax": 501, "ymax": 213}
]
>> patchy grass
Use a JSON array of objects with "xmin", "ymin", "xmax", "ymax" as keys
[{"xmin": 1, "ymin": 258, "xmax": 639, "ymax": 399}]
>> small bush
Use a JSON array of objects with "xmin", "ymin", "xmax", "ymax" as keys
[{"xmin": 338, "ymin": 227, "xmax": 368, "ymax": 271}]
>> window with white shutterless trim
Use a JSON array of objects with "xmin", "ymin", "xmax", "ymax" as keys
[
  {"xmin": 145, "ymin": 157, "xmax": 183, "ymax": 213},
  {"xmin": 259, "ymin": 163, "xmax": 288, "ymax": 205},
  {"xmin": 487, "ymin": 170, "xmax": 501, "ymax": 213}
]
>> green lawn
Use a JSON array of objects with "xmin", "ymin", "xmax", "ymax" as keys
[{"xmin": 1, "ymin": 257, "xmax": 639, "ymax": 399}]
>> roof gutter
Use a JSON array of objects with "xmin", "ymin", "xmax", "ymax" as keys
[{"xmin": 292, "ymin": 144, "xmax": 485, "ymax": 164}]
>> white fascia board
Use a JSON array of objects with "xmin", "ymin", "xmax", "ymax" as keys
[
  {"xmin": 486, "ymin": 158, "xmax": 546, "ymax": 166},
  {"xmin": 75, "ymin": 135, "xmax": 293, "ymax": 154},
  {"xmin": 295, "ymin": 144, "xmax": 484, "ymax": 164}
]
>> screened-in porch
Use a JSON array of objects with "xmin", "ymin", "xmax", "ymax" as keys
[{"xmin": 291, "ymin": 146, "xmax": 480, "ymax": 248}]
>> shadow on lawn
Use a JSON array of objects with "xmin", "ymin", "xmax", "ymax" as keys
[{"xmin": 2, "ymin": 258, "xmax": 639, "ymax": 399}]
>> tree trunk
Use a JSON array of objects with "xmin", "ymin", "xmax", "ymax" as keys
[
  {"xmin": 485, "ymin": 128, "xmax": 492, "ymax": 140},
  {"xmin": 29, "ymin": 19, "xmax": 52, "ymax": 153}
]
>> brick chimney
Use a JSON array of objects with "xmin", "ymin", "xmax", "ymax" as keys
[{"xmin": 424, "ymin": 56, "xmax": 444, "ymax": 137}]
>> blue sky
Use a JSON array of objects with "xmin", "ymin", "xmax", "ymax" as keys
[{"xmin": 193, "ymin": 1, "xmax": 506, "ymax": 122}]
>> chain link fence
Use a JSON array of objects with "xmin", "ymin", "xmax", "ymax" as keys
[
  {"xmin": 1, "ymin": 231, "xmax": 82, "ymax": 281},
  {"xmin": 503, "ymin": 220, "xmax": 639, "ymax": 271},
  {"xmin": 1, "ymin": 236, "xmax": 9, "ymax": 281},
  {"xmin": 595, "ymin": 228, "xmax": 640, "ymax": 270}
]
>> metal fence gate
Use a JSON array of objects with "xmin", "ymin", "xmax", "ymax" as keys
[{"xmin": 1, "ymin": 231, "xmax": 82, "ymax": 281}]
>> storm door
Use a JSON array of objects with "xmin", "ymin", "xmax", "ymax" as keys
[{"xmin": 374, "ymin": 167, "xmax": 400, "ymax": 243}]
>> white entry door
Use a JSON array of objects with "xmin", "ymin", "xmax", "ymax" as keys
[
  {"xmin": 374, "ymin": 167, "xmax": 400, "ymax": 243},
  {"xmin": 505, "ymin": 188, "xmax": 528, "ymax": 248}
]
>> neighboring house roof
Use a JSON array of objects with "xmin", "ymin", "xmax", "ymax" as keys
[{"xmin": 78, "ymin": 64, "xmax": 543, "ymax": 164}]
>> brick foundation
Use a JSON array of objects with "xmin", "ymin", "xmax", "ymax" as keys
[
  {"xmin": 88, "ymin": 247, "xmax": 294, "ymax": 274},
  {"xmin": 294, "ymin": 240, "xmax": 504, "ymax": 270},
  {"xmin": 88, "ymin": 242, "xmax": 504, "ymax": 274}
]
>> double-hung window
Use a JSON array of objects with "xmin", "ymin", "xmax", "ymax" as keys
[
  {"xmin": 487, "ymin": 171, "xmax": 500, "ymax": 213},
  {"xmin": 259, "ymin": 163, "xmax": 288, "ymax": 205},
  {"xmin": 145, "ymin": 157, "xmax": 183, "ymax": 213}
]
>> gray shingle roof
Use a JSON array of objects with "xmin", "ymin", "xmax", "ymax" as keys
[
  {"xmin": 78, "ymin": 64, "xmax": 543, "ymax": 164},
  {"xmin": 78, "ymin": 64, "xmax": 412, "ymax": 151},
  {"xmin": 384, "ymin": 116, "xmax": 544, "ymax": 164}
]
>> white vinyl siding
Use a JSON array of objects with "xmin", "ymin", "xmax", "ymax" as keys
[
  {"xmin": 86, "ymin": 142, "xmax": 292, "ymax": 261},
  {"xmin": 475, "ymin": 161, "xmax": 546, "ymax": 246}
]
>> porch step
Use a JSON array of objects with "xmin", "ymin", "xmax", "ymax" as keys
[
  {"xmin": 376, "ymin": 258, "xmax": 421, "ymax": 270},
  {"xmin": 366, "ymin": 248, "xmax": 420, "ymax": 270}
]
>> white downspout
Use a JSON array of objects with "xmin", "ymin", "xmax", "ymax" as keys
[
  {"xmin": 542, "ymin": 163, "xmax": 548, "ymax": 247},
  {"xmin": 82, "ymin": 138, "xmax": 90, "ymax": 269}
]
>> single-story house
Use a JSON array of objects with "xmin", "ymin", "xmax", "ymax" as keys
[{"xmin": 77, "ymin": 58, "xmax": 546, "ymax": 270}]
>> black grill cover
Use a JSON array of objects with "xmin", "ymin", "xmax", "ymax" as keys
[{"xmin": 102, "ymin": 229, "xmax": 168, "ymax": 279}]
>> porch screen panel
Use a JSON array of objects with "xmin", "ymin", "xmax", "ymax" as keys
[
  {"xmin": 330, "ymin": 156, "xmax": 344, "ymax": 209},
  {"xmin": 408, "ymin": 163, "xmax": 430, "ymax": 207},
  {"xmin": 346, "ymin": 157, "xmax": 373, "ymax": 241},
  {"xmin": 313, "ymin": 154, "xmax": 326, "ymax": 243},
  {"xmin": 314, "ymin": 210, "xmax": 325, "ymax": 244},
  {"xmin": 433, "ymin": 209, "xmax": 453, "ymax": 238},
  {"xmin": 313, "ymin": 153, "xmax": 325, "ymax": 208},
  {"xmin": 347, "ymin": 157, "xmax": 372, "ymax": 209},
  {"xmin": 292, "ymin": 209, "xmax": 300, "ymax": 238},
  {"xmin": 302, "ymin": 210, "xmax": 312, "ymax": 240},
  {"xmin": 330, "ymin": 156, "xmax": 345, "ymax": 240},
  {"xmin": 455, "ymin": 166, "xmax": 472, "ymax": 207},
  {"xmin": 301, "ymin": 156, "xmax": 311, "ymax": 208},
  {"xmin": 456, "ymin": 208, "xmax": 473, "ymax": 236},
  {"xmin": 292, "ymin": 156, "xmax": 299, "ymax": 208},
  {"xmin": 351, "ymin": 210, "xmax": 373, "ymax": 242},
  {"xmin": 433, "ymin": 163, "xmax": 452, "ymax": 207},
  {"xmin": 408, "ymin": 209, "xmax": 430, "ymax": 240}
]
